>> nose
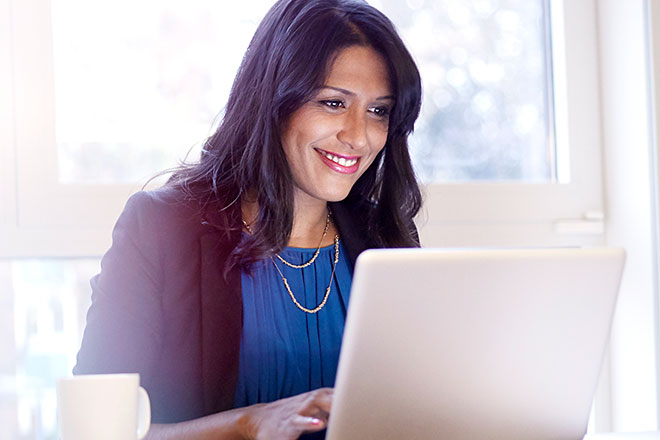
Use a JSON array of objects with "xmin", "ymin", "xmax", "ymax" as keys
[{"xmin": 337, "ymin": 109, "xmax": 368, "ymax": 151}]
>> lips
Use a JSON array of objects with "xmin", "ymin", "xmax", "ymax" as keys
[{"xmin": 315, "ymin": 148, "xmax": 361, "ymax": 174}]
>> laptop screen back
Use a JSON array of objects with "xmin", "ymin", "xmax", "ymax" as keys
[{"xmin": 327, "ymin": 247, "xmax": 625, "ymax": 440}]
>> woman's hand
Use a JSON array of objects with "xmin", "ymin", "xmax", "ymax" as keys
[{"xmin": 243, "ymin": 388, "xmax": 333, "ymax": 440}]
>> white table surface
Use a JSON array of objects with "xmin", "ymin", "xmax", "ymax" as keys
[{"xmin": 585, "ymin": 433, "xmax": 660, "ymax": 439}]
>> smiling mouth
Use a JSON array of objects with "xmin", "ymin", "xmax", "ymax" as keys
[{"xmin": 315, "ymin": 148, "xmax": 360, "ymax": 167}]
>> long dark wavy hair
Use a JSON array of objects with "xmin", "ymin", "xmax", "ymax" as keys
[{"xmin": 167, "ymin": 0, "xmax": 423, "ymax": 271}]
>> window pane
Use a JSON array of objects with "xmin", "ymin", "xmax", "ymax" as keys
[
  {"xmin": 53, "ymin": 0, "xmax": 555, "ymax": 184},
  {"xmin": 52, "ymin": 0, "xmax": 274, "ymax": 183},
  {"xmin": 373, "ymin": 0, "xmax": 555, "ymax": 182},
  {"xmin": 0, "ymin": 259, "xmax": 98, "ymax": 438}
]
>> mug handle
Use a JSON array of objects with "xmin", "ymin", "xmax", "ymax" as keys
[{"xmin": 137, "ymin": 386, "xmax": 151, "ymax": 439}]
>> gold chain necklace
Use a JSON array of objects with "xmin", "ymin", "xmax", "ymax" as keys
[
  {"xmin": 242, "ymin": 211, "xmax": 331, "ymax": 269},
  {"xmin": 241, "ymin": 211, "xmax": 339, "ymax": 313},
  {"xmin": 271, "ymin": 234, "xmax": 340, "ymax": 314}
]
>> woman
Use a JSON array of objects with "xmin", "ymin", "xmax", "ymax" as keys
[{"xmin": 74, "ymin": 0, "xmax": 422, "ymax": 438}]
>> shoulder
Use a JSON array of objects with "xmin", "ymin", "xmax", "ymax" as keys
[
  {"xmin": 121, "ymin": 187, "xmax": 203, "ymax": 230},
  {"xmin": 112, "ymin": 186, "xmax": 225, "ymax": 262},
  {"xmin": 119, "ymin": 186, "xmax": 235, "ymax": 241}
]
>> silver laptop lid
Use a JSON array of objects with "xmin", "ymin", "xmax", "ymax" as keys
[{"xmin": 327, "ymin": 247, "xmax": 625, "ymax": 440}]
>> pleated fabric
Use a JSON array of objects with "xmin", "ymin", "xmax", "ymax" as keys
[{"xmin": 233, "ymin": 238, "xmax": 352, "ymax": 408}]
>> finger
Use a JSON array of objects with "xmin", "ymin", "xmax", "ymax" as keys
[
  {"xmin": 298, "ymin": 389, "xmax": 333, "ymax": 422},
  {"xmin": 312, "ymin": 389, "xmax": 333, "ymax": 414},
  {"xmin": 292, "ymin": 414, "xmax": 327, "ymax": 431}
]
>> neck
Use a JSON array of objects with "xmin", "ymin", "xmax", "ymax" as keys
[
  {"xmin": 289, "ymin": 197, "xmax": 332, "ymax": 248},
  {"xmin": 292, "ymin": 200, "xmax": 328, "ymax": 234}
]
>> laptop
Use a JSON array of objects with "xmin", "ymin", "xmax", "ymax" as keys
[{"xmin": 326, "ymin": 247, "xmax": 626, "ymax": 440}]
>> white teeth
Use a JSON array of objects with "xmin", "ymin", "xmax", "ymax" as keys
[{"xmin": 322, "ymin": 151, "xmax": 357, "ymax": 167}]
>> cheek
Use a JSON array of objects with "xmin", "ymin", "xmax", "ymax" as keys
[
  {"xmin": 361, "ymin": 146, "xmax": 386, "ymax": 174},
  {"xmin": 367, "ymin": 118, "xmax": 388, "ymax": 140},
  {"xmin": 282, "ymin": 114, "xmax": 333, "ymax": 153},
  {"xmin": 359, "ymin": 129, "xmax": 387, "ymax": 172},
  {"xmin": 368, "ymin": 127, "xmax": 388, "ymax": 156}
]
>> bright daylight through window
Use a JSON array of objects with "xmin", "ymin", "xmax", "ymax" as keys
[
  {"xmin": 374, "ymin": 0, "xmax": 556, "ymax": 182},
  {"xmin": 52, "ymin": 0, "xmax": 556, "ymax": 184}
]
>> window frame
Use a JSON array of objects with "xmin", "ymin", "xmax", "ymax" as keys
[
  {"xmin": 418, "ymin": 0, "xmax": 605, "ymax": 249},
  {"xmin": 1, "ymin": 0, "xmax": 16, "ymax": 232},
  {"xmin": 3, "ymin": 0, "xmax": 606, "ymax": 257}
]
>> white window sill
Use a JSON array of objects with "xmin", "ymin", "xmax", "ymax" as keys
[{"xmin": 585, "ymin": 433, "xmax": 660, "ymax": 439}]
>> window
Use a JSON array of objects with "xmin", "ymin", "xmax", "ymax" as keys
[
  {"xmin": 376, "ymin": 0, "xmax": 557, "ymax": 183},
  {"xmin": 51, "ymin": 0, "xmax": 274, "ymax": 184},
  {"xmin": 4, "ymin": 0, "xmax": 604, "ymax": 254},
  {"xmin": 393, "ymin": 0, "xmax": 605, "ymax": 248},
  {"xmin": 0, "ymin": 259, "xmax": 97, "ymax": 439}
]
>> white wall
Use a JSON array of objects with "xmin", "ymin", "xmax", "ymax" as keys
[{"xmin": 599, "ymin": 0, "xmax": 659, "ymax": 431}]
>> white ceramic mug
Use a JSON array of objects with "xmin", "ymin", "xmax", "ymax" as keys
[{"xmin": 57, "ymin": 373, "xmax": 151, "ymax": 440}]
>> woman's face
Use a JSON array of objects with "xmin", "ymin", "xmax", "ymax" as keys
[{"xmin": 281, "ymin": 45, "xmax": 392, "ymax": 207}]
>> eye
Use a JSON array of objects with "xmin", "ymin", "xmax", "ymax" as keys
[
  {"xmin": 369, "ymin": 105, "xmax": 391, "ymax": 119},
  {"xmin": 319, "ymin": 99, "xmax": 345, "ymax": 109}
]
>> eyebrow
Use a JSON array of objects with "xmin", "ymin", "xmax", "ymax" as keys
[{"xmin": 321, "ymin": 85, "xmax": 394, "ymax": 101}]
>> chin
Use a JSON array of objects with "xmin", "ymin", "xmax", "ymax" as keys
[
  {"xmin": 325, "ymin": 194, "xmax": 349, "ymax": 203},
  {"xmin": 323, "ymin": 188, "xmax": 353, "ymax": 203}
]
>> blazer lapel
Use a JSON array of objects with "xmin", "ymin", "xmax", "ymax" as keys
[{"xmin": 199, "ymin": 230, "xmax": 242, "ymax": 415}]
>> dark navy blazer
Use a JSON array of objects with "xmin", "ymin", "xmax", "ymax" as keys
[{"xmin": 73, "ymin": 188, "xmax": 378, "ymax": 423}]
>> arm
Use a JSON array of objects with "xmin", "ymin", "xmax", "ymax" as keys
[
  {"xmin": 145, "ymin": 409, "xmax": 248, "ymax": 440},
  {"xmin": 145, "ymin": 388, "xmax": 333, "ymax": 440},
  {"xmin": 76, "ymin": 192, "xmax": 332, "ymax": 439},
  {"xmin": 75, "ymin": 192, "xmax": 164, "ymax": 377}
]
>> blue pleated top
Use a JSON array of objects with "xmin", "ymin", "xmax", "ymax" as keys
[{"xmin": 233, "ymin": 237, "xmax": 352, "ymax": 408}]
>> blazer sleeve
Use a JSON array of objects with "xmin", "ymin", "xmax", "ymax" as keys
[{"xmin": 74, "ymin": 192, "xmax": 164, "ymax": 377}]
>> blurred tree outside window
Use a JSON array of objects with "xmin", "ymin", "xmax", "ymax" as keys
[
  {"xmin": 375, "ymin": 0, "xmax": 554, "ymax": 182},
  {"xmin": 52, "ymin": 0, "xmax": 555, "ymax": 184},
  {"xmin": 1, "ymin": 260, "xmax": 97, "ymax": 439}
]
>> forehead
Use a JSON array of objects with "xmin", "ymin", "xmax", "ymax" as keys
[{"xmin": 324, "ymin": 46, "xmax": 392, "ymax": 96}]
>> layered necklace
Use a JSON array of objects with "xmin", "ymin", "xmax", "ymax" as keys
[{"xmin": 242, "ymin": 211, "xmax": 340, "ymax": 314}]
